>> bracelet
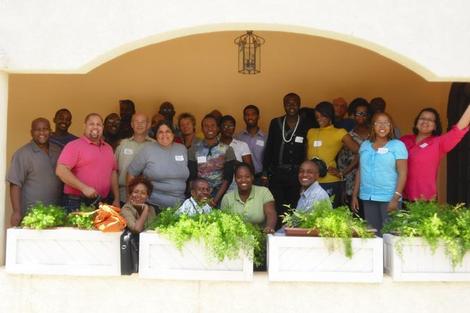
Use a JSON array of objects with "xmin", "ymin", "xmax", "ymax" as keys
[{"xmin": 394, "ymin": 191, "xmax": 402, "ymax": 198}]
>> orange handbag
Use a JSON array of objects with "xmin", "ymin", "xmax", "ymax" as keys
[{"xmin": 93, "ymin": 204, "xmax": 127, "ymax": 232}]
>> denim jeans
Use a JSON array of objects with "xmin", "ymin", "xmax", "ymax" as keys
[{"xmin": 62, "ymin": 195, "xmax": 98, "ymax": 213}]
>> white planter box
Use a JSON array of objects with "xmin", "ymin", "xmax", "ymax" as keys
[
  {"xmin": 268, "ymin": 234, "xmax": 383, "ymax": 282},
  {"xmin": 384, "ymin": 234, "xmax": 470, "ymax": 281},
  {"xmin": 139, "ymin": 232, "xmax": 253, "ymax": 281},
  {"xmin": 6, "ymin": 227, "xmax": 121, "ymax": 276}
]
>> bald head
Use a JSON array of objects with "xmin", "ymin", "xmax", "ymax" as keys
[
  {"xmin": 31, "ymin": 117, "xmax": 51, "ymax": 146},
  {"xmin": 31, "ymin": 117, "xmax": 50, "ymax": 130},
  {"xmin": 131, "ymin": 112, "xmax": 150, "ymax": 136}
]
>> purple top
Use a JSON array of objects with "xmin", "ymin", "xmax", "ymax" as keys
[{"xmin": 236, "ymin": 129, "xmax": 266, "ymax": 174}]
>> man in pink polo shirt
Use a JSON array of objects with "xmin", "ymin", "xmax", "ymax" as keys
[{"xmin": 56, "ymin": 113, "xmax": 120, "ymax": 212}]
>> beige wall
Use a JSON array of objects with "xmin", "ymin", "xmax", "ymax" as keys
[{"xmin": 6, "ymin": 31, "xmax": 451, "ymax": 220}]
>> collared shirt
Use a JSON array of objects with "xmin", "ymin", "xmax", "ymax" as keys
[
  {"xmin": 263, "ymin": 116, "xmax": 310, "ymax": 174},
  {"xmin": 188, "ymin": 140, "xmax": 236, "ymax": 191},
  {"xmin": 307, "ymin": 125, "xmax": 348, "ymax": 183},
  {"xmin": 221, "ymin": 186, "xmax": 274, "ymax": 225},
  {"xmin": 120, "ymin": 202, "xmax": 156, "ymax": 233},
  {"xmin": 115, "ymin": 136, "xmax": 155, "ymax": 202},
  {"xmin": 237, "ymin": 128, "xmax": 266, "ymax": 174},
  {"xmin": 127, "ymin": 142, "xmax": 189, "ymax": 208},
  {"xmin": 57, "ymin": 136, "xmax": 117, "ymax": 197},
  {"xmin": 359, "ymin": 139, "xmax": 408, "ymax": 202},
  {"xmin": 176, "ymin": 197, "xmax": 212, "ymax": 216},
  {"xmin": 401, "ymin": 125, "xmax": 469, "ymax": 200},
  {"xmin": 296, "ymin": 181, "xmax": 331, "ymax": 213},
  {"xmin": 7, "ymin": 141, "xmax": 62, "ymax": 215},
  {"xmin": 49, "ymin": 133, "xmax": 78, "ymax": 149}
]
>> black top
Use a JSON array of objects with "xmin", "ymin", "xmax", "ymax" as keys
[{"xmin": 263, "ymin": 115, "xmax": 312, "ymax": 174}]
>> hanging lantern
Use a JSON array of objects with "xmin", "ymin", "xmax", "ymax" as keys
[{"xmin": 234, "ymin": 31, "xmax": 265, "ymax": 74}]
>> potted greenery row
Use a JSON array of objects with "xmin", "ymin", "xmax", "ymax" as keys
[
  {"xmin": 139, "ymin": 208, "xmax": 264, "ymax": 281},
  {"xmin": 6, "ymin": 204, "xmax": 122, "ymax": 276},
  {"xmin": 268, "ymin": 202, "xmax": 383, "ymax": 283},
  {"xmin": 383, "ymin": 201, "xmax": 470, "ymax": 281}
]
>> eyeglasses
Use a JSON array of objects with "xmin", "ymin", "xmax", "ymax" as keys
[
  {"xmin": 418, "ymin": 117, "xmax": 435, "ymax": 123},
  {"xmin": 355, "ymin": 112, "xmax": 368, "ymax": 117},
  {"xmin": 374, "ymin": 121, "xmax": 391, "ymax": 127},
  {"xmin": 222, "ymin": 125, "xmax": 235, "ymax": 130}
]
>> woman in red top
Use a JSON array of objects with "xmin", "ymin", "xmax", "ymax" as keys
[{"xmin": 401, "ymin": 104, "xmax": 470, "ymax": 201}]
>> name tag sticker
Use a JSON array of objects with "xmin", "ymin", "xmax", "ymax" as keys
[
  {"xmin": 419, "ymin": 143, "xmax": 429, "ymax": 149},
  {"xmin": 256, "ymin": 139, "xmax": 265, "ymax": 147},
  {"xmin": 377, "ymin": 147, "xmax": 389, "ymax": 154},
  {"xmin": 175, "ymin": 155, "xmax": 184, "ymax": 161},
  {"xmin": 123, "ymin": 148, "xmax": 134, "ymax": 155},
  {"xmin": 295, "ymin": 136, "xmax": 304, "ymax": 143},
  {"xmin": 197, "ymin": 156, "xmax": 207, "ymax": 163},
  {"xmin": 313, "ymin": 140, "xmax": 322, "ymax": 147}
]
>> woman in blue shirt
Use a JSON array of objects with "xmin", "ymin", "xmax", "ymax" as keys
[{"xmin": 351, "ymin": 112, "xmax": 407, "ymax": 235}]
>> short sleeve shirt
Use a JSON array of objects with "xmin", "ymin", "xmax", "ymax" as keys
[
  {"xmin": 120, "ymin": 202, "xmax": 156, "ymax": 233},
  {"xmin": 359, "ymin": 139, "xmax": 408, "ymax": 202},
  {"xmin": 176, "ymin": 197, "xmax": 212, "ymax": 216},
  {"xmin": 188, "ymin": 141, "xmax": 236, "ymax": 190},
  {"xmin": 7, "ymin": 141, "xmax": 62, "ymax": 215},
  {"xmin": 401, "ymin": 126, "xmax": 469, "ymax": 200},
  {"xmin": 127, "ymin": 142, "xmax": 189, "ymax": 208},
  {"xmin": 296, "ymin": 181, "xmax": 331, "ymax": 213},
  {"xmin": 236, "ymin": 129, "xmax": 266, "ymax": 174},
  {"xmin": 221, "ymin": 186, "xmax": 274, "ymax": 225},
  {"xmin": 115, "ymin": 136, "xmax": 155, "ymax": 202},
  {"xmin": 306, "ymin": 125, "xmax": 347, "ymax": 183},
  {"xmin": 229, "ymin": 138, "xmax": 251, "ymax": 162},
  {"xmin": 57, "ymin": 136, "xmax": 117, "ymax": 198}
]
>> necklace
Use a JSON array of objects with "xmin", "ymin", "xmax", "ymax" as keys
[{"xmin": 282, "ymin": 116, "xmax": 300, "ymax": 143}]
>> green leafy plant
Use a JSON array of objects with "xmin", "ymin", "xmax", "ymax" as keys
[
  {"xmin": 282, "ymin": 201, "xmax": 374, "ymax": 258},
  {"xmin": 21, "ymin": 203, "xmax": 67, "ymax": 229},
  {"xmin": 149, "ymin": 208, "xmax": 263, "ymax": 265},
  {"xmin": 66, "ymin": 204, "xmax": 96, "ymax": 229},
  {"xmin": 382, "ymin": 201, "xmax": 470, "ymax": 268}
]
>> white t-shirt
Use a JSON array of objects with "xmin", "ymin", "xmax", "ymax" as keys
[
  {"xmin": 229, "ymin": 139, "xmax": 251, "ymax": 162},
  {"xmin": 228, "ymin": 139, "xmax": 252, "ymax": 191}
]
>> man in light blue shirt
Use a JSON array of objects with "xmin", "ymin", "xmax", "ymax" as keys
[
  {"xmin": 296, "ymin": 160, "xmax": 331, "ymax": 212},
  {"xmin": 177, "ymin": 178, "xmax": 212, "ymax": 216}
]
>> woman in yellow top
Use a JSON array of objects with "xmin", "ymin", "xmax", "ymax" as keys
[{"xmin": 307, "ymin": 101, "xmax": 359, "ymax": 207}]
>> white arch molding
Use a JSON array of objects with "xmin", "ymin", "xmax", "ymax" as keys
[
  {"xmin": 0, "ymin": 71, "xmax": 8, "ymax": 264},
  {"xmin": 78, "ymin": 25, "xmax": 437, "ymax": 81},
  {"xmin": 0, "ymin": 0, "xmax": 470, "ymax": 81}
]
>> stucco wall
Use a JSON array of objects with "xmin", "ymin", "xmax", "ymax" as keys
[
  {"xmin": 1, "ymin": 0, "xmax": 470, "ymax": 81},
  {"xmin": 6, "ymin": 32, "xmax": 450, "ymax": 221}
]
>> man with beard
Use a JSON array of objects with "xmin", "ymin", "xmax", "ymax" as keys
[
  {"xmin": 188, "ymin": 114, "xmax": 236, "ymax": 208},
  {"xmin": 237, "ymin": 104, "xmax": 266, "ymax": 184},
  {"xmin": 56, "ymin": 113, "xmax": 119, "ymax": 212},
  {"xmin": 49, "ymin": 108, "xmax": 78, "ymax": 148},
  {"xmin": 262, "ymin": 93, "xmax": 311, "ymax": 226},
  {"xmin": 7, "ymin": 118, "xmax": 62, "ymax": 226},
  {"xmin": 103, "ymin": 113, "xmax": 121, "ymax": 151}
]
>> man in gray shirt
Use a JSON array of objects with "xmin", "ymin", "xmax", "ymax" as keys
[{"xmin": 7, "ymin": 118, "xmax": 62, "ymax": 226}]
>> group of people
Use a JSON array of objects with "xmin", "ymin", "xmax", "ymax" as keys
[{"xmin": 8, "ymin": 95, "xmax": 470, "ymax": 235}]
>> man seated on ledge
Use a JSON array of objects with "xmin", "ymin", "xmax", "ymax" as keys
[
  {"xmin": 296, "ymin": 159, "xmax": 331, "ymax": 212},
  {"xmin": 177, "ymin": 178, "xmax": 212, "ymax": 216}
]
